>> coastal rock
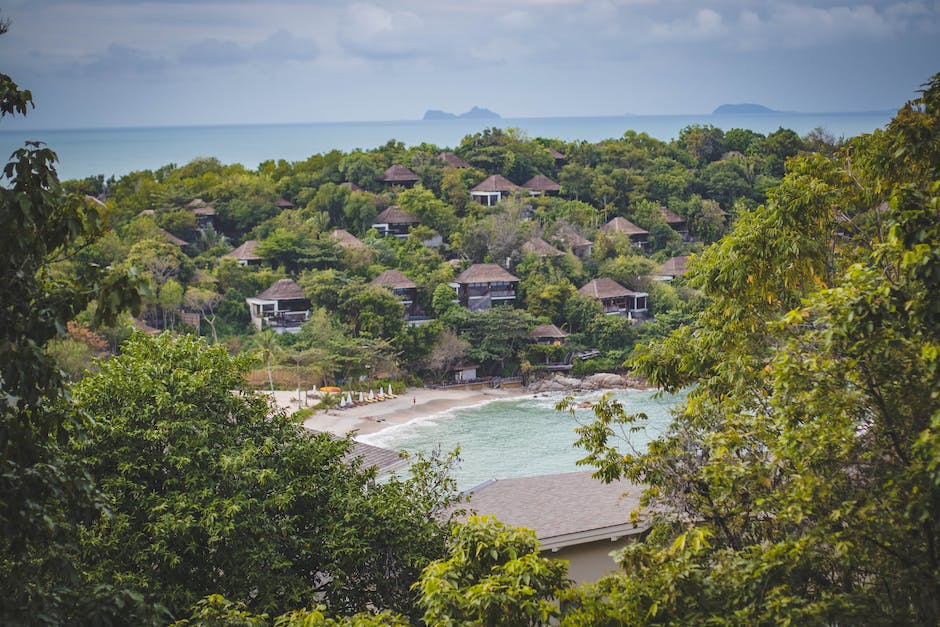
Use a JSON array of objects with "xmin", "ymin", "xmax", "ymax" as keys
[
  {"xmin": 581, "ymin": 373, "xmax": 628, "ymax": 390},
  {"xmin": 526, "ymin": 372, "xmax": 648, "ymax": 393}
]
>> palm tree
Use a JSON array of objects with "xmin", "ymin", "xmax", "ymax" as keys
[{"xmin": 253, "ymin": 328, "xmax": 279, "ymax": 391}]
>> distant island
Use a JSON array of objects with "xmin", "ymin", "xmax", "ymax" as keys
[
  {"xmin": 423, "ymin": 106, "xmax": 501, "ymax": 121},
  {"xmin": 712, "ymin": 103, "xmax": 777, "ymax": 115}
]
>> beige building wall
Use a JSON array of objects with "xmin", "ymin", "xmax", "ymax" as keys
[{"xmin": 544, "ymin": 536, "xmax": 635, "ymax": 585}]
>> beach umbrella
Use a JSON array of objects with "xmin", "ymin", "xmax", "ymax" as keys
[
  {"xmin": 387, "ymin": 384, "xmax": 394, "ymax": 397},
  {"xmin": 359, "ymin": 391, "xmax": 364, "ymax": 403},
  {"xmin": 369, "ymin": 389, "xmax": 375, "ymax": 401}
]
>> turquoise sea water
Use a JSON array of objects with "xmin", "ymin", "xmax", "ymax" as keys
[
  {"xmin": 0, "ymin": 112, "xmax": 893, "ymax": 182},
  {"xmin": 359, "ymin": 388, "xmax": 687, "ymax": 491}
]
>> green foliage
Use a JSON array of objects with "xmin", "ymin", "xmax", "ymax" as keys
[
  {"xmin": 569, "ymin": 73, "xmax": 940, "ymax": 624},
  {"xmin": 679, "ymin": 124, "xmax": 725, "ymax": 163},
  {"xmin": 173, "ymin": 594, "xmax": 409, "ymax": 626},
  {"xmin": 396, "ymin": 185, "xmax": 457, "ymax": 238},
  {"xmin": 1, "ymin": 62, "xmax": 146, "ymax": 624},
  {"xmin": 69, "ymin": 333, "xmax": 460, "ymax": 621},
  {"xmin": 443, "ymin": 308, "xmax": 537, "ymax": 375},
  {"xmin": 415, "ymin": 516, "xmax": 570, "ymax": 626}
]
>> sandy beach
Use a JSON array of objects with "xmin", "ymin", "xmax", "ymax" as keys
[{"xmin": 262, "ymin": 386, "xmax": 531, "ymax": 438}]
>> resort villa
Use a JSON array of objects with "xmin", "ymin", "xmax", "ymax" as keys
[
  {"xmin": 654, "ymin": 256, "xmax": 690, "ymax": 281},
  {"xmin": 380, "ymin": 164, "xmax": 420, "ymax": 188},
  {"xmin": 451, "ymin": 263, "xmax": 520, "ymax": 311},
  {"xmin": 659, "ymin": 206, "xmax": 690, "ymax": 241},
  {"xmin": 186, "ymin": 198, "xmax": 218, "ymax": 231},
  {"xmin": 601, "ymin": 216, "xmax": 649, "ymax": 248},
  {"xmin": 246, "ymin": 278, "xmax": 311, "ymax": 333},
  {"xmin": 522, "ymin": 237, "xmax": 565, "ymax": 258},
  {"xmin": 438, "ymin": 151, "xmax": 470, "ymax": 168},
  {"xmin": 521, "ymin": 174, "xmax": 561, "ymax": 197},
  {"xmin": 552, "ymin": 225, "xmax": 593, "ymax": 259},
  {"xmin": 222, "ymin": 240, "xmax": 262, "ymax": 266},
  {"xmin": 470, "ymin": 174, "xmax": 525, "ymax": 206},
  {"xmin": 579, "ymin": 277, "xmax": 649, "ymax": 319},
  {"xmin": 331, "ymin": 229, "xmax": 367, "ymax": 250},
  {"xmin": 370, "ymin": 269, "xmax": 423, "ymax": 321},
  {"xmin": 371, "ymin": 206, "xmax": 420, "ymax": 238}
]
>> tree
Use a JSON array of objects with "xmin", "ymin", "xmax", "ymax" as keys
[
  {"xmin": 415, "ymin": 516, "xmax": 570, "ymax": 626},
  {"xmin": 569, "ymin": 74, "xmax": 940, "ymax": 624},
  {"xmin": 1, "ymin": 56, "xmax": 146, "ymax": 623},
  {"xmin": 679, "ymin": 124, "xmax": 725, "ymax": 163},
  {"xmin": 425, "ymin": 330, "xmax": 470, "ymax": 381},
  {"xmin": 69, "ymin": 333, "xmax": 461, "ymax": 621},
  {"xmin": 444, "ymin": 308, "xmax": 536, "ymax": 375},
  {"xmin": 396, "ymin": 185, "xmax": 457, "ymax": 238},
  {"xmin": 252, "ymin": 328, "xmax": 280, "ymax": 391},
  {"xmin": 183, "ymin": 286, "xmax": 223, "ymax": 342}
]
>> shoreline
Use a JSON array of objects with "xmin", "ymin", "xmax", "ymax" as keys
[
  {"xmin": 262, "ymin": 373, "xmax": 651, "ymax": 440},
  {"xmin": 262, "ymin": 386, "xmax": 532, "ymax": 438}
]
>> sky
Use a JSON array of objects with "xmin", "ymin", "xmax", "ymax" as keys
[{"xmin": 2, "ymin": 0, "xmax": 939, "ymax": 130}]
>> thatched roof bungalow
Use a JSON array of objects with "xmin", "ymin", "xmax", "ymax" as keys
[
  {"xmin": 578, "ymin": 277, "xmax": 648, "ymax": 319},
  {"xmin": 372, "ymin": 205, "xmax": 420, "ymax": 238},
  {"xmin": 522, "ymin": 174, "xmax": 561, "ymax": 196},
  {"xmin": 470, "ymin": 174, "xmax": 524, "ymax": 206},
  {"xmin": 451, "ymin": 263, "xmax": 520, "ymax": 311},
  {"xmin": 381, "ymin": 164, "xmax": 419, "ymax": 187},
  {"xmin": 222, "ymin": 239, "xmax": 262, "ymax": 266},
  {"xmin": 245, "ymin": 278, "xmax": 311, "ymax": 333},
  {"xmin": 601, "ymin": 216, "xmax": 648, "ymax": 247}
]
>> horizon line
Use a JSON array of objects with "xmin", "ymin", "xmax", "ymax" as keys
[{"xmin": 0, "ymin": 108, "xmax": 899, "ymax": 136}]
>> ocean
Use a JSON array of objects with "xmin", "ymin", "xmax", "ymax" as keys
[
  {"xmin": 359, "ymin": 388, "xmax": 687, "ymax": 491},
  {"xmin": 0, "ymin": 111, "xmax": 894, "ymax": 183}
]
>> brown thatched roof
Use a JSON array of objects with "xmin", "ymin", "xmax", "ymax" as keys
[
  {"xmin": 522, "ymin": 174, "xmax": 560, "ymax": 193},
  {"xmin": 331, "ymin": 229, "xmax": 366, "ymax": 249},
  {"xmin": 471, "ymin": 174, "xmax": 524, "ymax": 193},
  {"xmin": 658, "ymin": 206, "xmax": 685, "ymax": 224},
  {"xmin": 381, "ymin": 164, "xmax": 419, "ymax": 183},
  {"xmin": 578, "ymin": 277, "xmax": 635, "ymax": 300},
  {"xmin": 159, "ymin": 228, "xmax": 187, "ymax": 246},
  {"xmin": 531, "ymin": 323, "xmax": 568, "ymax": 339},
  {"xmin": 553, "ymin": 226, "xmax": 592, "ymax": 248},
  {"xmin": 258, "ymin": 278, "xmax": 306, "ymax": 300},
  {"xmin": 522, "ymin": 238, "xmax": 564, "ymax": 257},
  {"xmin": 371, "ymin": 269, "xmax": 417, "ymax": 290},
  {"xmin": 186, "ymin": 198, "xmax": 216, "ymax": 216},
  {"xmin": 438, "ymin": 151, "xmax": 470, "ymax": 168},
  {"xmin": 373, "ymin": 205, "xmax": 419, "ymax": 225},
  {"xmin": 601, "ymin": 216, "xmax": 648, "ymax": 236},
  {"xmin": 453, "ymin": 263, "xmax": 519, "ymax": 284},
  {"xmin": 658, "ymin": 256, "xmax": 689, "ymax": 277},
  {"xmin": 340, "ymin": 181, "xmax": 366, "ymax": 193},
  {"xmin": 223, "ymin": 239, "xmax": 261, "ymax": 261},
  {"xmin": 275, "ymin": 196, "xmax": 295, "ymax": 208},
  {"xmin": 547, "ymin": 147, "xmax": 566, "ymax": 160}
]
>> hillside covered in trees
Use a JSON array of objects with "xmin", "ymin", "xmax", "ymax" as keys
[
  {"xmin": 52, "ymin": 108, "xmax": 831, "ymax": 390},
  {"xmin": 4, "ymin": 31, "xmax": 939, "ymax": 624}
]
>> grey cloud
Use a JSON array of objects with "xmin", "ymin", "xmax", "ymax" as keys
[
  {"xmin": 253, "ymin": 29, "xmax": 319, "ymax": 62},
  {"xmin": 177, "ymin": 30, "xmax": 318, "ymax": 67},
  {"xmin": 80, "ymin": 43, "xmax": 170, "ymax": 76},
  {"xmin": 179, "ymin": 38, "xmax": 251, "ymax": 66}
]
